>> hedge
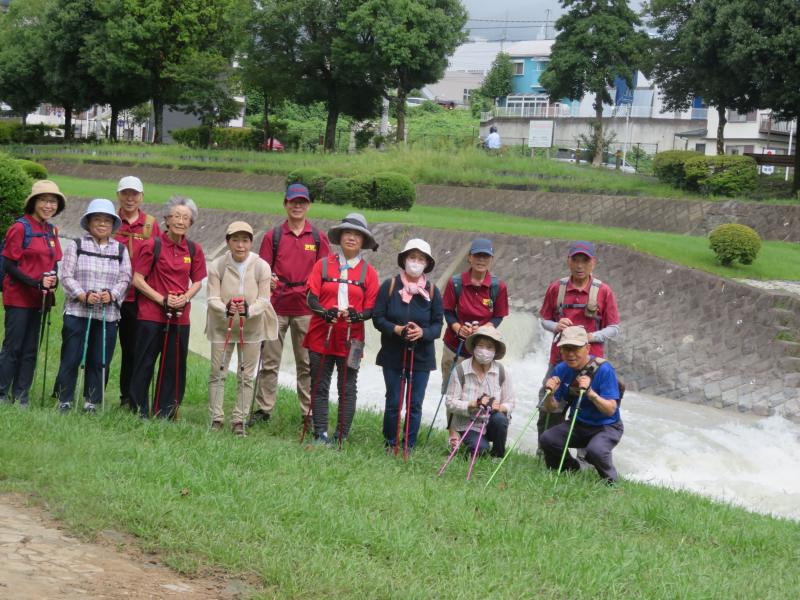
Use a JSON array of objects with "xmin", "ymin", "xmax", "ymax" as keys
[
  {"xmin": 683, "ymin": 154, "xmax": 758, "ymax": 197},
  {"xmin": 652, "ymin": 150, "xmax": 702, "ymax": 188},
  {"xmin": 15, "ymin": 159, "xmax": 48, "ymax": 180},
  {"xmin": 0, "ymin": 121, "xmax": 61, "ymax": 144},
  {"xmin": 371, "ymin": 172, "xmax": 415, "ymax": 211},
  {"xmin": 171, "ymin": 127, "xmax": 260, "ymax": 150},
  {"xmin": 323, "ymin": 178, "xmax": 357, "ymax": 205},
  {"xmin": 285, "ymin": 168, "xmax": 330, "ymax": 202},
  {"xmin": 709, "ymin": 223, "xmax": 761, "ymax": 265},
  {"xmin": 0, "ymin": 152, "xmax": 32, "ymax": 236}
]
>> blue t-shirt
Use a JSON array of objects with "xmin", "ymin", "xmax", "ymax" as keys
[{"xmin": 553, "ymin": 358, "xmax": 621, "ymax": 426}]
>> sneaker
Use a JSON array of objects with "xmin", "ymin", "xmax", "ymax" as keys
[
  {"xmin": 312, "ymin": 433, "xmax": 331, "ymax": 446},
  {"xmin": 58, "ymin": 402, "xmax": 71, "ymax": 414},
  {"xmin": 18, "ymin": 401, "xmax": 29, "ymax": 410},
  {"xmin": 83, "ymin": 402, "xmax": 97, "ymax": 413},
  {"xmin": 231, "ymin": 422, "xmax": 247, "ymax": 437},
  {"xmin": 248, "ymin": 410, "xmax": 270, "ymax": 427},
  {"xmin": 210, "ymin": 420, "xmax": 223, "ymax": 431}
]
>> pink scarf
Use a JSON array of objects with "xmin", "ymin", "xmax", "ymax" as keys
[{"xmin": 399, "ymin": 272, "xmax": 430, "ymax": 304}]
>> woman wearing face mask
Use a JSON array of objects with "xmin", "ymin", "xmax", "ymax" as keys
[
  {"xmin": 373, "ymin": 239, "xmax": 443, "ymax": 452},
  {"xmin": 445, "ymin": 326, "xmax": 514, "ymax": 458}
]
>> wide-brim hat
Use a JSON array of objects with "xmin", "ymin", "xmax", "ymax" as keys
[
  {"xmin": 328, "ymin": 212, "xmax": 378, "ymax": 251},
  {"xmin": 80, "ymin": 198, "xmax": 122, "ymax": 233},
  {"xmin": 397, "ymin": 238, "xmax": 434, "ymax": 273},
  {"xmin": 24, "ymin": 179, "xmax": 66, "ymax": 216},
  {"xmin": 465, "ymin": 325, "xmax": 506, "ymax": 360}
]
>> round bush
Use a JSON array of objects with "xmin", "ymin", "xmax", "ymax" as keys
[
  {"xmin": 286, "ymin": 168, "xmax": 329, "ymax": 202},
  {"xmin": 323, "ymin": 178, "xmax": 356, "ymax": 205},
  {"xmin": 684, "ymin": 155, "xmax": 758, "ymax": 197},
  {"xmin": 371, "ymin": 172, "xmax": 415, "ymax": 211},
  {"xmin": 652, "ymin": 150, "xmax": 703, "ymax": 188},
  {"xmin": 349, "ymin": 175, "xmax": 375, "ymax": 209},
  {"xmin": 15, "ymin": 159, "xmax": 48, "ymax": 180},
  {"xmin": 708, "ymin": 223, "xmax": 762, "ymax": 266},
  {"xmin": 0, "ymin": 152, "xmax": 32, "ymax": 236}
]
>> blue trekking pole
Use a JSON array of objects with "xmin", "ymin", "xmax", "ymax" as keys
[
  {"xmin": 71, "ymin": 300, "xmax": 95, "ymax": 412},
  {"xmin": 423, "ymin": 338, "xmax": 465, "ymax": 446},
  {"xmin": 554, "ymin": 388, "xmax": 587, "ymax": 489}
]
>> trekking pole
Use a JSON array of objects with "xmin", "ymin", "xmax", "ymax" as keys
[
  {"xmin": 554, "ymin": 389, "xmax": 587, "ymax": 489},
  {"xmin": 100, "ymin": 302, "xmax": 107, "ymax": 412},
  {"xmin": 220, "ymin": 314, "xmax": 234, "ymax": 373},
  {"xmin": 423, "ymin": 338, "xmax": 465, "ymax": 446},
  {"xmin": 173, "ymin": 306, "xmax": 184, "ymax": 420},
  {"xmin": 394, "ymin": 341, "xmax": 409, "ymax": 457},
  {"xmin": 438, "ymin": 406, "xmax": 486, "ymax": 477},
  {"xmin": 74, "ymin": 300, "xmax": 95, "ymax": 411},
  {"xmin": 33, "ymin": 289, "xmax": 49, "ymax": 407},
  {"xmin": 300, "ymin": 324, "xmax": 332, "ymax": 443},
  {"xmin": 247, "ymin": 341, "xmax": 265, "ymax": 427},
  {"xmin": 153, "ymin": 308, "xmax": 174, "ymax": 418},
  {"xmin": 337, "ymin": 323, "xmax": 352, "ymax": 450},
  {"xmin": 485, "ymin": 389, "xmax": 552, "ymax": 489},
  {"xmin": 237, "ymin": 313, "xmax": 246, "ymax": 435},
  {"xmin": 403, "ymin": 344, "xmax": 416, "ymax": 462},
  {"xmin": 466, "ymin": 409, "xmax": 490, "ymax": 482}
]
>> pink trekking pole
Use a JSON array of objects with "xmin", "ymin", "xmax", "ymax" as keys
[
  {"xmin": 437, "ymin": 406, "xmax": 488, "ymax": 477},
  {"xmin": 466, "ymin": 411, "xmax": 490, "ymax": 481}
]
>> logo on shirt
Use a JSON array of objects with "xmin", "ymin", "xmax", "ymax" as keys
[
  {"xmin": 305, "ymin": 244, "xmax": 317, "ymax": 252},
  {"xmin": 184, "ymin": 256, "xmax": 192, "ymax": 264},
  {"xmin": 482, "ymin": 298, "xmax": 493, "ymax": 309}
]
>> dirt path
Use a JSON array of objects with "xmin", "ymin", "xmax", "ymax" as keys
[{"xmin": 0, "ymin": 494, "xmax": 251, "ymax": 599}]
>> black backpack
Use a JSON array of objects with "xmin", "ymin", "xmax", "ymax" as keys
[{"xmin": 0, "ymin": 217, "xmax": 57, "ymax": 293}]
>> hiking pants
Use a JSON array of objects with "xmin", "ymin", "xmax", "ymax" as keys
[
  {"xmin": 461, "ymin": 411, "xmax": 509, "ymax": 458},
  {"xmin": 381, "ymin": 366, "xmax": 431, "ymax": 449},
  {"xmin": 54, "ymin": 314, "xmax": 117, "ymax": 406},
  {"xmin": 540, "ymin": 420, "xmax": 624, "ymax": 482},
  {"xmin": 117, "ymin": 300, "xmax": 139, "ymax": 408},
  {"xmin": 208, "ymin": 341, "xmax": 261, "ymax": 425},
  {"xmin": 309, "ymin": 350, "xmax": 358, "ymax": 439},
  {"xmin": 254, "ymin": 314, "xmax": 311, "ymax": 416},
  {"xmin": 0, "ymin": 306, "xmax": 42, "ymax": 404},
  {"xmin": 440, "ymin": 344, "xmax": 466, "ymax": 432}
]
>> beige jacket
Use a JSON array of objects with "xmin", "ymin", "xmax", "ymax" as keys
[{"xmin": 205, "ymin": 251, "xmax": 278, "ymax": 343}]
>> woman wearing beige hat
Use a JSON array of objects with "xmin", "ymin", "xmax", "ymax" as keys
[
  {"xmin": 0, "ymin": 180, "xmax": 65, "ymax": 406},
  {"xmin": 205, "ymin": 221, "xmax": 278, "ymax": 436}
]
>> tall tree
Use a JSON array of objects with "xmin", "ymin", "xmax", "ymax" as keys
[
  {"xmin": 540, "ymin": 0, "xmax": 649, "ymax": 166},
  {"xmin": 647, "ymin": 0, "xmax": 760, "ymax": 155},
  {"xmin": 348, "ymin": 0, "xmax": 468, "ymax": 142},
  {"xmin": 479, "ymin": 52, "xmax": 514, "ymax": 101}
]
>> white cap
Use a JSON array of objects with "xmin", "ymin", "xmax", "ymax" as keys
[{"xmin": 117, "ymin": 175, "xmax": 143, "ymax": 193}]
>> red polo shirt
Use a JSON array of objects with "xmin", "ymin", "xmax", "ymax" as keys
[
  {"xmin": 259, "ymin": 220, "xmax": 330, "ymax": 316},
  {"xmin": 134, "ymin": 232, "xmax": 207, "ymax": 325},
  {"xmin": 115, "ymin": 210, "xmax": 161, "ymax": 302},
  {"xmin": 1, "ymin": 216, "xmax": 62, "ymax": 308},
  {"xmin": 302, "ymin": 255, "xmax": 379, "ymax": 357},
  {"xmin": 441, "ymin": 270, "xmax": 509, "ymax": 355},
  {"xmin": 539, "ymin": 275, "xmax": 619, "ymax": 365}
]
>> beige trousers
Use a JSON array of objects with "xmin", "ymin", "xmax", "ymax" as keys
[
  {"xmin": 208, "ymin": 341, "xmax": 261, "ymax": 425},
  {"xmin": 254, "ymin": 314, "xmax": 312, "ymax": 416}
]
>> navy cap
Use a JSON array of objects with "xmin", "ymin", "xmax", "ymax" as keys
[
  {"xmin": 469, "ymin": 237, "xmax": 494, "ymax": 256},
  {"xmin": 285, "ymin": 183, "xmax": 311, "ymax": 202},
  {"xmin": 568, "ymin": 241, "xmax": 595, "ymax": 258}
]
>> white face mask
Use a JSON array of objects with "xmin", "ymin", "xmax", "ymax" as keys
[
  {"xmin": 473, "ymin": 347, "xmax": 495, "ymax": 365},
  {"xmin": 404, "ymin": 259, "xmax": 425, "ymax": 278}
]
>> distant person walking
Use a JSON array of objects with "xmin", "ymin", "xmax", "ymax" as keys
[{"xmin": 485, "ymin": 125, "xmax": 501, "ymax": 153}]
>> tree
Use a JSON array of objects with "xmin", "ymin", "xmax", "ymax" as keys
[
  {"xmin": 479, "ymin": 52, "xmax": 514, "ymax": 101},
  {"xmin": 540, "ymin": 0, "xmax": 649, "ymax": 166},
  {"xmin": 646, "ymin": 0, "xmax": 761, "ymax": 155},
  {"xmin": 347, "ymin": 0, "xmax": 468, "ymax": 142}
]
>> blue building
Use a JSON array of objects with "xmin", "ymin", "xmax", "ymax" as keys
[{"xmin": 497, "ymin": 41, "xmax": 572, "ymax": 117}]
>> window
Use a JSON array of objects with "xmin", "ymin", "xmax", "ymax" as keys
[
  {"xmin": 512, "ymin": 61, "xmax": 524, "ymax": 76},
  {"xmin": 463, "ymin": 89, "xmax": 473, "ymax": 105},
  {"xmin": 743, "ymin": 145, "xmax": 754, "ymax": 154},
  {"xmin": 695, "ymin": 143, "xmax": 706, "ymax": 153},
  {"xmin": 727, "ymin": 110, "xmax": 757, "ymax": 123},
  {"xmin": 534, "ymin": 60, "xmax": 548, "ymax": 72}
]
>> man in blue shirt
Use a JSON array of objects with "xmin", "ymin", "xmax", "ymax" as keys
[{"xmin": 541, "ymin": 326, "xmax": 624, "ymax": 483}]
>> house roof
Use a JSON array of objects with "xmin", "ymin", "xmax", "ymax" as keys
[
  {"xmin": 447, "ymin": 42, "xmax": 504, "ymax": 73},
  {"xmin": 676, "ymin": 128, "xmax": 708, "ymax": 138},
  {"xmin": 505, "ymin": 40, "xmax": 554, "ymax": 58}
]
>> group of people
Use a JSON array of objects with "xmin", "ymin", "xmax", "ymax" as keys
[{"xmin": 0, "ymin": 175, "xmax": 626, "ymax": 482}]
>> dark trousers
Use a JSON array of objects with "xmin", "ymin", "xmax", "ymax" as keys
[
  {"xmin": 462, "ymin": 411, "xmax": 509, "ymax": 458},
  {"xmin": 129, "ymin": 320, "xmax": 190, "ymax": 419},
  {"xmin": 540, "ymin": 419, "xmax": 624, "ymax": 482},
  {"xmin": 0, "ymin": 306, "xmax": 43, "ymax": 404},
  {"xmin": 381, "ymin": 366, "xmax": 431, "ymax": 449},
  {"xmin": 309, "ymin": 350, "xmax": 358, "ymax": 439},
  {"xmin": 117, "ymin": 300, "xmax": 139, "ymax": 407},
  {"xmin": 54, "ymin": 314, "xmax": 117, "ymax": 406},
  {"xmin": 536, "ymin": 364, "xmax": 565, "ymax": 447}
]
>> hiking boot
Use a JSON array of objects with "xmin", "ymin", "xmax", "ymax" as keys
[
  {"xmin": 18, "ymin": 400, "xmax": 29, "ymax": 410},
  {"xmin": 248, "ymin": 410, "xmax": 270, "ymax": 427},
  {"xmin": 58, "ymin": 402, "xmax": 71, "ymax": 414},
  {"xmin": 83, "ymin": 402, "xmax": 97, "ymax": 413},
  {"xmin": 210, "ymin": 420, "xmax": 223, "ymax": 431},
  {"xmin": 312, "ymin": 433, "xmax": 330, "ymax": 446},
  {"xmin": 232, "ymin": 422, "xmax": 247, "ymax": 437}
]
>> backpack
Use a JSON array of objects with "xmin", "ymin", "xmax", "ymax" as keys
[
  {"xmin": 117, "ymin": 213, "xmax": 156, "ymax": 256},
  {"xmin": 321, "ymin": 255, "xmax": 367, "ymax": 289},
  {"xmin": 270, "ymin": 224, "xmax": 321, "ymax": 287},
  {"xmin": 556, "ymin": 276, "xmax": 602, "ymax": 327},
  {"xmin": 565, "ymin": 357, "xmax": 626, "ymax": 412},
  {"xmin": 455, "ymin": 361, "xmax": 506, "ymax": 388},
  {"xmin": 76, "ymin": 239, "xmax": 126, "ymax": 263},
  {"xmin": 151, "ymin": 235, "xmax": 196, "ymax": 269},
  {"xmin": 387, "ymin": 274, "xmax": 433, "ymax": 298},
  {"xmin": 452, "ymin": 273, "xmax": 500, "ymax": 313},
  {"xmin": 0, "ymin": 217, "xmax": 58, "ymax": 293}
]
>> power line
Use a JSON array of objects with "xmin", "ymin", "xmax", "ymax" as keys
[{"xmin": 469, "ymin": 18, "xmax": 553, "ymax": 24}]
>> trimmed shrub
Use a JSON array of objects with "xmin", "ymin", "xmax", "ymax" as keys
[
  {"xmin": 684, "ymin": 154, "xmax": 758, "ymax": 197},
  {"xmin": 286, "ymin": 168, "xmax": 330, "ymax": 202},
  {"xmin": 349, "ymin": 175, "xmax": 375, "ymax": 209},
  {"xmin": 323, "ymin": 178, "xmax": 356, "ymax": 205},
  {"xmin": 653, "ymin": 150, "xmax": 702, "ymax": 188},
  {"xmin": 171, "ymin": 126, "xmax": 259, "ymax": 150},
  {"xmin": 15, "ymin": 159, "xmax": 48, "ymax": 180},
  {"xmin": 0, "ymin": 152, "xmax": 32, "ymax": 236},
  {"xmin": 708, "ymin": 223, "xmax": 762, "ymax": 266},
  {"xmin": 372, "ymin": 172, "xmax": 415, "ymax": 211}
]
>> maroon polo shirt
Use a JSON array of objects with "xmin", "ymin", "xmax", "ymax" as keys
[
  {"xmin": 441, "ymin": 270, "xmax": 509, "ymax": 355},
  {"xmin": 134, "ymin": 232, "xmax": 206, "ymax": 325},
  {"xmin": 258, "ymin": 220, "xmax": 330, "ymax": 316},
  {"xmin": 539, "ymin": 276, "xmax": 620, "ymax": 365},
  {"xmin": 115, "ymin": 210, "xmax": 161, "ymax": 302},
  {"xmin": 1, "ymin": 216, "xmax": 62, "ymax": 308}
]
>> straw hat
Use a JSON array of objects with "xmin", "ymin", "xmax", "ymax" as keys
[
  {"xmin": 465, "ymin": 325, "xmax": 506, "ymax": 360},
  {"xmin": 24, "ymin": 179, "xmax": 66, "ymax": 216}
]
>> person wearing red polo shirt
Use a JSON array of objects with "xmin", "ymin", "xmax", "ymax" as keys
[
  {"xmin": 304, "ymin": 213, "xmax": 379, "ymax": 445},
  {"xmin": 440, "ymin": 237, "xmax": 509, "ymax": 447},
  {"xmin": 0, "ymin": 180, "xmax": 64, "ymax": 406},
  {"xmin": 537, "ymin": 241, "xmax": 619, "ymax": 445},
  {"xmin": 252, "ymin": 183, "xmax": 330, "ymax": 425},
  {"xmin": 129, "ymin": 196, "xmax": 207, "ymax": 419},
  {"xmin": 113, "ymin": 175, "xmax": 161, "ymax": 411}
]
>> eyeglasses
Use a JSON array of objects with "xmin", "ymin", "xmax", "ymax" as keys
[
  {"xmin": 168, "ymin": 214, "xmax": 192, "ymax": 222},
  {"xmin": 37, "ymin": 197, "xmax": 60, "ymax": 205}
]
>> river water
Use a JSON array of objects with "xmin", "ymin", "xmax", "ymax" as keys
[{"xmin": 188, "ymin": 290, "xmax": 800, "ymax": 522}]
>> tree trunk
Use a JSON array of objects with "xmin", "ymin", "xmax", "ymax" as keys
[
  {"xmin": 64, "ymin": 105, "xmax": 73, "ymax": 142},
  {"xmin": 153, "ymin": 96, "xmax": 164, "ymax": 144},
  {"xmin": 263, "ymin": 93, "xmax": 271, "ymax": 150},
  {"xmin": 592, "ymin": 102, "xmax": 603, "ymax": 166},
  {"xmin": 324, "ymin": 105, "xmax": 339, "ymax": 152},
  {"xmin": 396, "ymin": 89, "xmax": 407, "ymax": 143},
  {"xmin": 110, "ymin": 105, "xmax": 119, "ymax": 142},
  {"xmin": 716, "ymin": 106, "xmax": 726, "ymax": 155},
  {"xmin": 21, "ymin": 114, "xmax": 27, "ymax": 127}
]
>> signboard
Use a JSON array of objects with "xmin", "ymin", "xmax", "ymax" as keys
[
  {"xmin": 528, "ymin": 120, "xmax": 554, "ymax": 148},
  {"xmin": 762, "ymin": 149, "xmax": 775, "ymax": 175}
]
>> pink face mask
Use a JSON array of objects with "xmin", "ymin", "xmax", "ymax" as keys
[
  {"xmin": 404, "ymin": 259, "xmax": 425, "ymax": 278},
  {"xmin": 473, "ymin": 347, "xmax": 495, "ymax": 364}
]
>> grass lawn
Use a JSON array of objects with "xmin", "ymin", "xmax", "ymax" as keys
[
  {"xmin": 1, "ymin": 301, "xmax": 799, "ymax": 599},
  {"xmin": 56, "ymin": 175, "xmax": 800, "ymax": 281}
]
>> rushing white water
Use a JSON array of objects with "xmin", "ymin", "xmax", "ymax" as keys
[{"xmin": 188, "ymin": 296, "xmax": 800, "ymax": 522}]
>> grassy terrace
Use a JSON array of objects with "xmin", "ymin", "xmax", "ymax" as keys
[
  {"xmin": 1, "ymin": 300, "xmax": 798, "ymax": 599},
  {"xmin": 57, "ymin": 175, "xmax": 800, "ymax": 281}
]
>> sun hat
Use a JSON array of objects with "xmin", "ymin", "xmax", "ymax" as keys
[
  {"xmin": 556, "ymin": 325, "xmax": 589, "ymax": 347},
  {"xmin": 117, "ymin": 176, "xmax": 144, "ymax": 193},
  {"xmin": 24, "ymin": 179, "xmax": 66, "ymax": 216},
  {"xmin": 225, "ymin": 221, "xmax": 254, "ymax": 239},
  {"xmin": 465, "ymin": 325, "xmax": 506, "ymax": 360},
  {"xmin": 469, "ymin": 237, "xmax": 494, "ymax": 256},
  {"xmin": 80, "ymin": 198, "xmax": 122, "ymax": 233},
  {"xmin": 285, "ymin": 183, "xmax": 311, "ymax": 202},
  {"xmin": 327, "ymin": 212, "xmax": 379, "ymax": 251},
  {"xmin": 568, "ymin": 241, "xmax": 595, "ymax": 258},
  {"xmin": 397, "ymin": 238, "xmax": 435, "ymax": 273}
]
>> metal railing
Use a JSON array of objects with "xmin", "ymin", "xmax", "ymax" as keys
[
  {"xmin": 759, "ymin": 116, "xmax": 796, "ymax": 135},
  {"xmin": 483, "ymin": 105, "xmax": 709, "ymax": 122}
]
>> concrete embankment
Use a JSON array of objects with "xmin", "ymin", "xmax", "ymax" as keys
[{"xmin": 53, "ymin": 197, "xmax": 800, "ymax": 423}]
